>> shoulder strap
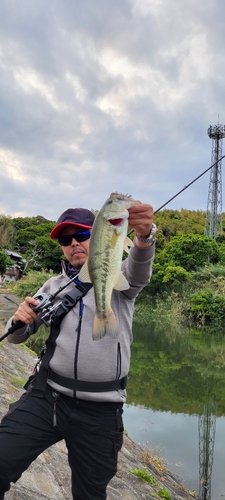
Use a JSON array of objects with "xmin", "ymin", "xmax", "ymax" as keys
[
  {"xmin": 29, "ymin": 281, "xmax": 93, "ymax": 397},
  {"xmin": 53, "ymin": 281, "xmax": 93, "ymax": 320}
]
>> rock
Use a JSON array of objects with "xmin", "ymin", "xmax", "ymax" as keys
[{"xmin": 0, "ymin": 324, "xmax": 195, "ymax": 500}]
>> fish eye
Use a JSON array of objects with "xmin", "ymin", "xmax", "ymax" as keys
[{"xmin": 107, "ymin": 200, "xmax": 113, "ymax": 204}]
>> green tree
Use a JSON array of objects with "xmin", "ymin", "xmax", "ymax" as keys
[
  {"xmin": 154, "ymin": 209, "xmax": 208, "ymax": 240},
  {"xmin": 0, "ymin": 251, "xmax": 7, "ymax": 277},
  {"xmin": 162, "ymin": 265, "xmax": 192, "ymax": 287},
  {"xmin": 160, "ymin": 234, "xmax": 219, "ymax": 271},
  {"xmin": 16, "ymin": 222, "xmax": 55, "ymax": 250},
  {"xmin": 33, "ymin": 236, "xmax": 63, "ymax": 272},
  {"xmin": 23, "ymin": 238, "xmax": 63, "ymax": 273},
  {"xmin": 218, "ymin": 243, "xmax": 225, "ymax": 264},
  {"xmin": 0, "ymin": 215, "xmax": 16, "ymax": 249},
  {"xmin": 189, "ymin": 290, "xmax": 225, "ymax": 330},
  {"xmin": 0, "ymin": 252, "xmax": 15, "ymax": 278},
  {"xmin": 12, "ymin": 215, "xmax": 51, "ymax": 231},
  {"xmin": 139, "ymin": 262, "xmax": 191, "ymax": 299}
]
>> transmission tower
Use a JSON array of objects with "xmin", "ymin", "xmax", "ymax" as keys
[
  {"xmin": 204, "ymin": 123, "xmax": 225, "ymax": 238},
  {"xmin": 198, "ymin": 402, "xmax": 217, "ymax": 500}
]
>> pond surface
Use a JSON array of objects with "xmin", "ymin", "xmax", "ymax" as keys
[{"xmin": 123, "ymin": 321, "xmax": 225, "ymax": 500}]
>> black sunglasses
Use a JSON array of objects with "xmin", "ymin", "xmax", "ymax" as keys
[{"xmin": 58, "ymin": 230, "xmax": 91, "ymax": 246}]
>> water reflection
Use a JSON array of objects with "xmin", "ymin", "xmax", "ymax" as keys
[
  {"xmin": 198, "ymin": 402, "xmax": 216, "ymax": 500},
  {"xmin": 126, "ymin": 320, "xmax": 225, "ymax": 499}
]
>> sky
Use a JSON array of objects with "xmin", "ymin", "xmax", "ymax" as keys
[{"xmin": 1, "ymin": 0, "xmax": 225, "ymax": 221}]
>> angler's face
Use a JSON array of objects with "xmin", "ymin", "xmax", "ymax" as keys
[{"xmin": 59, "ymin": 225, "xmax": 90, "ymax": 268}]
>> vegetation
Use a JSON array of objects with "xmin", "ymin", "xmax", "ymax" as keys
[
  {"xmin": 0, "ymin": 214, "xmax": 63, "ymax": 273},
  {"xmin": 3, "ymin": 207, "xmax": 225, "ymax": 352},
  {"xmin": 11, "ymin": 269, "xmax": 57, "ymax": 299},
  {"xmin": 158, "ymin": 488, "xmax": 172, "ymax": 500},
  {"xmin": 133, "ymin": 212, "xmax": 225, "ymax": 333},
  {"xmin": 9, "ymin": 375, "xmax": 27, "ymax": 387},
  {"xmin": 0, "ymin": 251, "xmax": 15, "ymax": 278},
  {"xmin": 129, "ymin": 466, "xmax": 157, "ymax": 485},
  {"xmin": 129, "ymin": 467, "xmax": 172, "ymax": 499}
]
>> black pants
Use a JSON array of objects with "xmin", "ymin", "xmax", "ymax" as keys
[{"xmin": 0, "ymin": 385, "xmax": 124, "ymax": 499}]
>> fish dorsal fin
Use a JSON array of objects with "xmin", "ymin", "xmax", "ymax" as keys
[
  {"xmin": 123, "ymin": 236, "xmax": 133, "ymax": 253},
  {"xmin": 78, "ymin": 260, "xmax": 92, "ymax": 283},
  {"xmin": 113, "ymin": 271, "xmax": 130, "ymax": 291}
]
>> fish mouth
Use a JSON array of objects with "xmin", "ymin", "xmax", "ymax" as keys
[{"xmin": 108, "ymin": 218, "xmax": 124, "ymax": 226}]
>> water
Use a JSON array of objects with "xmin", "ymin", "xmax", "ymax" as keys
[{"xmin": 123, "ymin": 321, "xmax": 225, "ymax": 499}]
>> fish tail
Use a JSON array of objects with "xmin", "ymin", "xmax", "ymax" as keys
[{"xmin": 93, "ymin": 309, "xmax": 119, "ymax": 340}]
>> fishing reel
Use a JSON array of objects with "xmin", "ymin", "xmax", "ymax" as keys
[
  {"xmin": 30, "ymin": 292, "xmax": 58, "ymax": 326},
  {"xmin": 0, "ymin": 271, "xmax": 80, "ymax": 342}
]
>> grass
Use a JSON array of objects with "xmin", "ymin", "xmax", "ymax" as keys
[
  {"xmin": 9, "ymin": 375, "xmax": 27, "ymax": 387},
  {"xmin": 158, "ymin": 487, "xmax": 172, "ymax": 499},
  {"xmin": 141, "ymin": 442, "xmax": 167, "ymax": 472},
  {"xmin": 20, "ymin": 343, "xmax": 37, "ymax": 356},
  {"xmin": 14, "ymin": 364, "xmax": 26, "ymax": 373},
  {"xmin": 129, "ymin": 467, "xmax": 172, "ymax": 499},
  {"xmin": 129, "ymin": 466, "xmax": 157, "ymax": 486}
]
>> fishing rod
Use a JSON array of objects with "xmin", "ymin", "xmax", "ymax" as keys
[
  {"xmin": 128, "ymin": 154, "xmax": 225, "ymax": 237},
  {"xmin": 154, "ymin": 154, "xmax": 225, "ymax": 214}
]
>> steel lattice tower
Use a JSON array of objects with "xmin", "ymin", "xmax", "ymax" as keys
[{"xmin": 204, "ymin": 123, "xmax": 225, "ymax": 238}]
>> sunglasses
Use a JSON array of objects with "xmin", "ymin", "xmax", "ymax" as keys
[{"xmin": 58, "ymin": 230, "xmax": 91, "ymax": 246}]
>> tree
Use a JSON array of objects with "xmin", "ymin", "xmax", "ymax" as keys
[
  {"xmin": 0, "ymin": 251, "xmax": 7, "ymax": 277},
  {"xmin": 0, "ymin": 215, "xmax": 16, "ymax": 250},
  {"xmin": 16, "ymin": 222, "xmax": 55, "ymax": 250},
  {"xmin": 159, "ymin": 234, "xmax": 219, "ymax": 272},
  {"xmin": 0, "ymin": 252, "xmax": 15, "ymax": 279},
  {"xmin": 23, "ymin": 237, "xmax": 63, "ymax": 273},
  {"xmin": 34, "ymin": 236, "xmax": 63, "ymax": 272},
  {"xmin": 12, "ymin": 215, "xmax": 51, "ymax": 231},
  {"xmin": 139, "ymin": 262, "xmax": 191, "ymax": 298}
]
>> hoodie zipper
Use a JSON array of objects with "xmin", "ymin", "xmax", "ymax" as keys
[
  {"xmin": 74, "ymin": 299, "xmax": 84, "ymax": 381},
  {"xmin": 116, "ymin": 342, "xmax": 122, "ymax": 379}
]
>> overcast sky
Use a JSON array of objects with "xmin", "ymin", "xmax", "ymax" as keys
[{"xmin": 0, "ymin": 0, "xmax": 225, "ymax": 221}]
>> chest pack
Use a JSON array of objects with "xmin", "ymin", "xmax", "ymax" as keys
[{"xmin": 26, "ymin": 280, "xmax": 127, "ymax": 397}]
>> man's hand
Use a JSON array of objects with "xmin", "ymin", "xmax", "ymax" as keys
[
  {"xmin": 13, "ymin": 296, "xmax": 39, "ymax": 325},
  {"xmin": 129, "ymin": 201, "xmax": 154, "ymax": 234}
]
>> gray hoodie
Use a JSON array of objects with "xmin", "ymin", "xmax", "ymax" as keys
[{"xmin": 6, "ymin": 242, "xmax": 155, "ymax": 403}]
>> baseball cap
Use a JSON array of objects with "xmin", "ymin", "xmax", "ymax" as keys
[{"xmin": 50, "ymin": 208, "xmax": 95, "ymax": 239}]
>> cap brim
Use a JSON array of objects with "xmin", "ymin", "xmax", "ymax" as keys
[{"xmin": 50, "ymin": 222, "xmax": 93, "ymax": 239}]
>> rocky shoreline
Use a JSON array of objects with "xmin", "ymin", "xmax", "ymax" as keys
[{"xmin": 0, "ymin": 293, "xmax": 196, "ymax": 499}]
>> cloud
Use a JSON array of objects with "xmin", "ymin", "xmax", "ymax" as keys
[{"xmin": 0, "ymin": 0, "xmax": 225, "ymax": 220}]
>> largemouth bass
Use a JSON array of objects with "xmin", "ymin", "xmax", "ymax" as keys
[{"xmin": 79, "ymin": 192, "xmax": 137, "ymax": 340}]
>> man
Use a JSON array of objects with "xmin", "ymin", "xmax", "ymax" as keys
[{"xmin": 0, "ymin": 200, "xmax": 156, "ymax": 500}]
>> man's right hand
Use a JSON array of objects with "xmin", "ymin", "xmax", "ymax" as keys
[{"xmin": 13, "ymin": 296, "xmax": 39, "ymax": 325}]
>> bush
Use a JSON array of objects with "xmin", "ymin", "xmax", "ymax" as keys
[
  {"xmin": 189, "ymin": 290, "xmax": 225, "ymax": 331},
  {"xmin": 11, "ymin": 269, "xmax": 57, "ymax": 299}
]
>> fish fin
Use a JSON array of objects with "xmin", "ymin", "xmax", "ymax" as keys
[
  {"xmin": 93, "ymin": 309, "xmax": 119, "ymax": 340},
  {"xmin": 123, "ymin": 236, "xmax": 134, "ymax": 253},
  {"xmin": 78, "ymin": 260, "xmax": 92, "ymax": 283},
  {"xmin": 113, "ymin": 271, "xmax": 130, "ymax": 291},
  {"xmin": 90, "ymin": 208, "xmax": 99, "ymax": 218}
]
